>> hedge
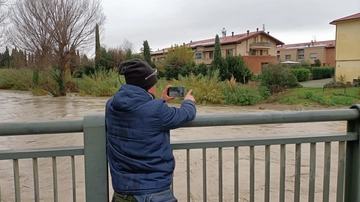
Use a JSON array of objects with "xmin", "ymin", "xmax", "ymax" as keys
[
  {"xmin": 311, "ymin": 67, "xmax": 334, "ymax": 80},
  {"xmin": 291, "ymin": 68, "xmax": 310, "ymax": 82}
]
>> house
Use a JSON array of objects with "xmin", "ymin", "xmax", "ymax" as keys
[
  {"xmin": 151, "ymin": 29, "xmax": 284, "ymax": 74},
  {"xmin": 330, "ymin": 12, "xmax": 360, "ymax": 84},
  {"xmin": 276, "ymin": 40, "xmax": 335, "ymax": 66}
]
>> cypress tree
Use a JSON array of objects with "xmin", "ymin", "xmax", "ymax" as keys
[
  {"xmin": 210, "ymin": 34, "xmax": 223, "ymax": 76},
  {"xmin": 143, "ymin": 40, "xmax": 151, "ymax": 64},
  {"xmin": 95, "ymin": 23, "xmax": 101, "ymax": 69}
]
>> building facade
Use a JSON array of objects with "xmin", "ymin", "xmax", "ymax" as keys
[
  {"xmin": 151, "ymin": 29, "xmax": 284, "ymax": 74},
  {"xmin": 276, "ymin": 40, "xmax": 335, "ymax": 66},
  {"xmin": 330, "ymin": 12, "xmax": 360, "ymax": 83}
]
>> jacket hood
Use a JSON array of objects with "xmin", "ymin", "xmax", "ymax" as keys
[{"xmin": 112, "ymin": 84, "xmax": 153, "ymax": 111}]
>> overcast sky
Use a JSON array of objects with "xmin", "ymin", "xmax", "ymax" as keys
[{"xmin": 102, "ymin": 0, "xmax": 359, "ymax": 53}]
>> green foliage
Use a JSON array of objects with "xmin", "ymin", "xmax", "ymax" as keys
[
  {"xmin": 314, "ymin": 59, "xmax": 321, "ymax": 67},
  {"xmin": 172, "ymin": 70, "xmax": 225, "ymax": 104},
  {"xmin": 311, "ymin": 67, "xmax": 334, "ymax": 80},
  {"xmin": 291, "ymin": 68, "xmax": 310, "ymax": 82},
  {"xmin": 210, "ymin": 34, "xmax": 222, "ymax": 75},
  {"xmin": 0, "ymin": 68, "xmax": 33, "ymax": 90},
  {"xmin": 260, "ymin": 63, "xmax": 300, "ymax": 88},
  {"xmin": 257, "ymin": 86, "xmax": 271, "ymax": 99},
  {"xmin": 0, "ymin": 47, "xmax": 11, "ymax": 68},
  {"xmin": 163, "ymin": 45, "xmax": 195, "ymax": 80},
  {"xmin": 224, "ymin": 85, "xmax": 263, "ymax": 105},
  {"xmin": 143, "ymin": 40, "xmax": 151, "ymax": 63},
  {"xmin": 95, "ymin": 24, "xmax": 101, "ymax": 69},
  {"xmin": 75, "ymin": 69, "xmax": 120, "ymax": 96},
  {"xmin": 304, "ymin": 91, "xmax": 354, "ymax": 106},
  {"xmin": 194, "ymin": 63, "xmax": 208, "ymax": 76},
  {"xmin": 290, "ymin": 60, "xmax": 312, "ymax": 70},
  {"xmin": 224, "ymin": 55, "xmax": 253, "ymax": 83}
]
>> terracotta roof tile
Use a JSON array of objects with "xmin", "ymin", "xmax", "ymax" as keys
[
  {"xmin": 277, "ymin": 40, "xmax": 335, "ymax": 51},
  {"xmin": 330, "ymin": 12, "xmax": 360, "ymax": 24},
  {"xmin": 151, "ymin": 31, "xmax": 284, "ymax": 55}
]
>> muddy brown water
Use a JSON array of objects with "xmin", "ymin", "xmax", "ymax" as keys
[{"xmin": 0, "ymin": 90, "xmax": 348, "ymax": 202}]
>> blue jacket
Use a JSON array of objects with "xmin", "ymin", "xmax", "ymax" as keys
[{"xmin": 105, "ymin": 84, "xmax": 196, "ymax": 195}]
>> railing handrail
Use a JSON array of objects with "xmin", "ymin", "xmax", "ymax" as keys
[{"xmin": 1, "ymin": 108, "xmax": 359, "ymax": 136}]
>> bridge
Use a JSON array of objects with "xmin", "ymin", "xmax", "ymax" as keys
[{"xmin": 0, "ymin": 105, "xmax": 359, "ymax": 202}]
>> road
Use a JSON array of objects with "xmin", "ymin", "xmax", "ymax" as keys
[{"xmin": 299, "ymin": 78, "xmax": 333, "ymax": 87}]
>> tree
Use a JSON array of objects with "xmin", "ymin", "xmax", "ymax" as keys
[
  {"xmin": 121, "ymin": 39, "xmax": 136, "ymax": 60},
  {"xmin": 8, "ymin": 0, "xmax": 106, "ymax": 96},
  {"xmin": 95, "ymin": 23, "xmax": 101, "ymax": 69},
  {"xmin": 143, "ymin": 40, "xmax": 156, "ymax": 68},
  {"xmin": 0, "ymin": 0, "xmax": 9, "ymax": 44},
  {"xmin": 163, "ymin": 44, "xmax": 195, "ymax": 80},
  {"xmin": 225, "ymin": 55, "xmax": 253, "ymax": 83},
  {"xmin": 210, "ymin": 34, "xmax": 225, "ymax": 78},
  {"xmin": 314, "ymin": 59, "xmax": 321, "ymax": 67}
]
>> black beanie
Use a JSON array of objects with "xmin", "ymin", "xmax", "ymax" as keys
[{"xmin": 118, "ymin": 59, "xmax": 158, "ymax": 90}]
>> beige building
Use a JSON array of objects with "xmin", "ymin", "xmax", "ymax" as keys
[
  {"xmin": 277, "ymin": 40, "xmax": 335, "ymax": 66},
  {"xmin": 151, "ymin": 29, "xmax": 284, "ymax": 74},
  {"xmin": 330, "ymin": 12, "xmax": 360, "ymax": 84}
]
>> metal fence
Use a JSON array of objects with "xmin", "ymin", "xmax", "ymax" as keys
[{"xmin": 0, "ymin": 105, "xmax": 359, "ymax": 202}]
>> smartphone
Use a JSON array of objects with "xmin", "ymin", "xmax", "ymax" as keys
[{"xmin": 167, "ymin": 86, "xmax": 185, "ymax": 97}]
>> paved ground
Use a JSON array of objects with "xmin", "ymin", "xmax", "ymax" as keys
[{"xmin": 299, "ymin": 78, "xmax": 333, "ymax": 87}]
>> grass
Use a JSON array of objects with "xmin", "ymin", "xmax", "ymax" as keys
[{"xmin": 263, "ymin": 87, "xmax": 360, "ymax": 107}]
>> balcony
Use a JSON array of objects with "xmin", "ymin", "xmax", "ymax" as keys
[{"xmin": 250, "ymin": 42, "xmax": 272, "ymax": 49}]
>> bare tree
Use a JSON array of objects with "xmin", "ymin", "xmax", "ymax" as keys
[
  {"xmin": 0, "ymin": 0, "xmax": 9, "ymax": 45},
  {"xmin": 8, "ymin": 0, "xmax": 106, "ymax": 96},
  {"xmin": 121, "ymin": 39, "xmax": 136, "ymax": 59}
]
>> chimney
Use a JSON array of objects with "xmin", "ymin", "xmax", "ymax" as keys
[
  {"xmin": 190, "ymin": 40, "xmax": 192, "ymax": 43},
  {"xmin": 256, "ymin": 28, "xmax": 259, "ymax": 32},
  {"xmin": 267, "ymin": 31, "xmax": 270, "ymax": 34},
  {"xmin": 311, "ymin": 40, "xmax": 314, "ymax": 47},
  {"xmin": 183, "ymin": 42, "xmax": 185, "ymax": 46},
  {"xmin": 247, "ymin": 30, "xmax": 249, "ymax": 35},
  {"xmin": 232, "ymin": 32, "xmax": 234, "ymax": 37}
]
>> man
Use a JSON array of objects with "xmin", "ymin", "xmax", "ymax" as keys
[{"xmin": 105, "ymin": 59, "xmax": 197, "ymax": 202}]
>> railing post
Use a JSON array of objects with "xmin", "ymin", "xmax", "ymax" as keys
[
  {"xmin": 83, "ymin": 115, "xmax": 109, "ymax": 202},
  {"xmin": 344, "ymin": 104, "xmax": 360, "ymax": 202}
]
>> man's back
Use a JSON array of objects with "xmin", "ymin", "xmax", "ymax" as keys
[{"xmin": 106, "ymin": 84, "xmax": 196, "ymax": 195}]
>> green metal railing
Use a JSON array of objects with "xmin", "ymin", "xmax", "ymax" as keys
[{"xmin": 0, "ymin": 105, "xmax": 359, "ymax": 202}]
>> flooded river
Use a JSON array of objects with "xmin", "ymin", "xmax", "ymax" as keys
[{"xmin": 0, "ymin": 90, "xmax": 348, "ymax": 202}]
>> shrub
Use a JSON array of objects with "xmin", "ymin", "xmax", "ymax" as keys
[
  {"xmin": 194, "ymin": 63, "xmax": 208, "ymax": 76},
  {"xmin": 224, "ymin": 85, "xmax": 263, "ymax": 105},
  {"xmin": 0, "ymin": 68, "xmax": 33, "ymax": 90},
  {"xmin": 314, "ymin": 59, "xmax": 321, "ymax": 67},
  {"xmin": 75, "ymin": 69, "xmax": 121, "ymax": 96},
  {"xmin": 172, "ymin": 70, "xmax": 225, "ymax": 104},
  {"xmin": 311, "ymin": 67, "xmax": 334, "ymax": 80},
  {"xmin": 260, "ymin": 63, "xmax": 300, "ymax": 88},
  {"xmin": 164, "ymin": 64, "xmax": 194, "ymax": 80},
  {"xmin": 225, "ymin": 55, "xmax": 253, "ymax": 83},
  {"xmin": 291, "ymin": 68, "xmax": 310, "ymax": 82}
]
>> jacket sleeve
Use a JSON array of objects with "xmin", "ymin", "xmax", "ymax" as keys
[{"xmin": 159, "ymin": 100, "xmax": 196, "ymax": 131}]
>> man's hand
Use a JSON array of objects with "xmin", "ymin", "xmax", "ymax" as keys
[
  {"xmin": 162, "ymin": 85, "xmax": 175, "ymax": 102},
  {"xmin": 184, "ymin": 89, "xmax": 196, "ymax": 104}
]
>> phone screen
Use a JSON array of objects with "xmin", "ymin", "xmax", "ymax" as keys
[{"xmin": 167, "ymin": 86, "xmax": 185, "ymax": 97}]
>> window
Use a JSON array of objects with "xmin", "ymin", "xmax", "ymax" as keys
[
  {"xmin": 209, "ymin": 51, "xmax": 214, "ymax": 59},
  {"xmin": 194, "ymin": 52, "xmax": 202, "ymax": 59},
  {"xmin": 226, "ymin": 49, "xmax": 233, "ymax": 56},
  {"xmin": 297, "ymin": 49, "xmax": 304, "ymax": 59},
  {"xmin": 285, "ymin": 55, "xmax": 291, "ymax": 60},
  {"xmin": 250, "ymin": 49, "xmax": 255, "ymax": 55},
  {"xmin": 260, "ymin": 50, "xmax": 263, "ymax": 56},
  {"xmin": 310, "ymin": 53, "xmax": 317, "ymax": 58}
]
